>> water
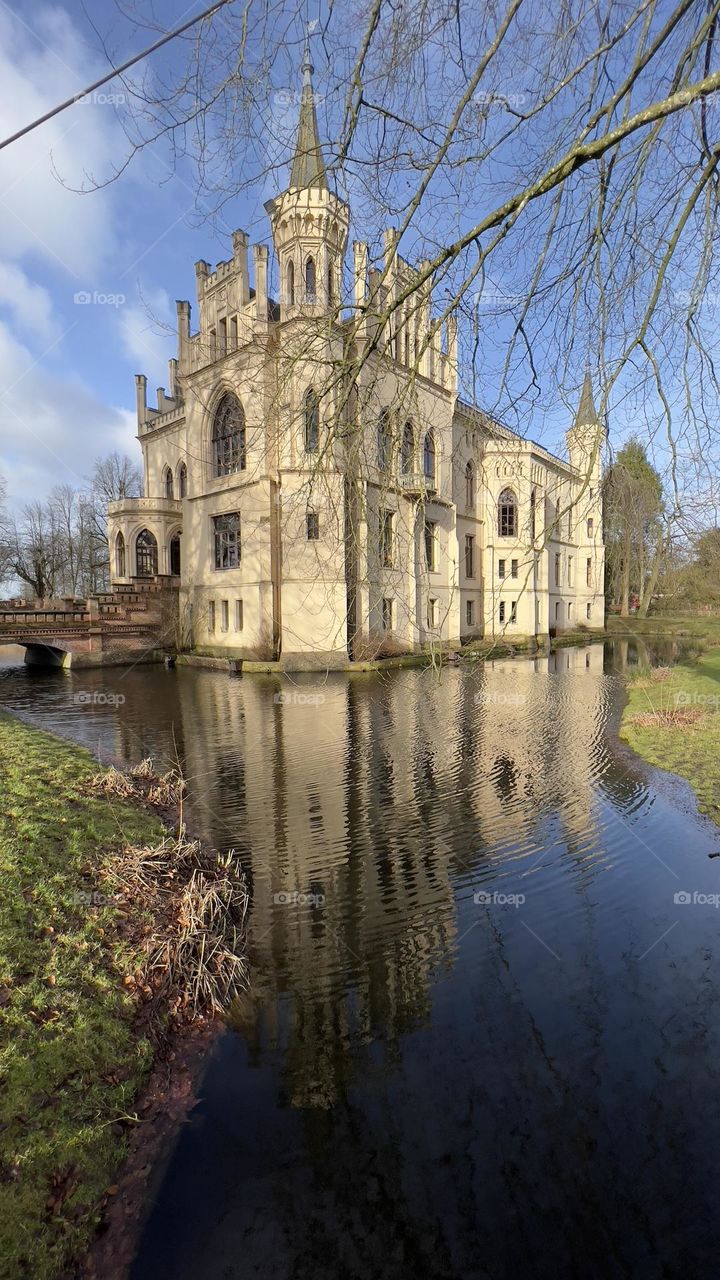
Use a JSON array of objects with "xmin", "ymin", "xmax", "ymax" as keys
[{"xmin": 2, "ymin": 642, "xmax": 720, "ymax": 1278}]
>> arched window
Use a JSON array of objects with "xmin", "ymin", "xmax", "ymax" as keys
[
  {"xmin": 304, "ymin": 387, "xmax": 319, "ymax": 453},
  {"xmin": 170, "ymin": 533, "xmax": 181, "ymax": 576},
  {"xmin": 498, "ymin": 488, "xmax": 517, "ymax": 538},
  {"xmin": 212, "ymin": 393, "xmax": 246, "ymax": 476},
  {"xmin": 327, "ymin": 257, "xmax": 334, "ymax": 306},
  {"xmin": 178, "ymin": 463, "xmax": 187, "ymax": 498},
  {"xmin": 530, "ymin": 488, "xmax": 536, "ymax": 539},
  {"xmin": 286, "ymin": 259, "xmax": 295, "ymax": 306},
  {"xmin": 377, "ymin": 409, "xmax": 392, "ymax": 471},
  {"xmin": 136, "ymin": 529, "xmax": 158, "ymax": 578},
  {"xmin": 305, "ymin": 256, "xmax": 316, "ymax": 302},
  {"xmin": 115, "ymin": 532, "xmax": 125, "ymax": 578},
  {"xmin": 401, "ymin": 421, "xmax": 414, "ymax": 475},
  {"xmin": 465, "ymin": 461, "xmax": 476, "ymax": 509},
  {"xmin": 164, "ymin": 467, "xmax": 174, "ymax": 500},
  {"xmin": 423, "ymin": 431, "xmax": 436, "ymax": 483}
]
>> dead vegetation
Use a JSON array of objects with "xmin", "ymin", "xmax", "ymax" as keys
[
  {"xmin": 627, "ymin": 707, "xmax": 703, "ymax": 729},
  {"xmin": 89, "ymin": 760, "xmax": 248, "ymax": 1018}
]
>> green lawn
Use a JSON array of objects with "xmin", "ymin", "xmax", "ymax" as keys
[
  {"xmin": 608, "ymin": 613, "xmax": 720, "ymax": 643},
  {"xmin": 620, "ymin": 647, "xmax": 720, "ymax": 827},
  {"xmin": 0, "ymin": 712, "xmax": 166, "ymax": 1280}
]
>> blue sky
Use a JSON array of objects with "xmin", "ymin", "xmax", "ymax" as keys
[
  {"xmin": 2, "ymin": 0, "xmax": 716, "ymax": 519},
  {"xmin": 0, "ymin": 0, "xmax": 275, "ymax": 504}
]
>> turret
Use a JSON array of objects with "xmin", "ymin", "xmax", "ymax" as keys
[
  {"xmin": 566, "ymin": 369, "xmax": 606, "ymax": 486},
  {"xmin": 264, "ymin": 38, "xmax": 349, "ymax": 321}
]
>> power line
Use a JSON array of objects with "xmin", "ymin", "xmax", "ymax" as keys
[{"xmin": 0, "ymin": 0, "xmax": 234, "ymax": 154}]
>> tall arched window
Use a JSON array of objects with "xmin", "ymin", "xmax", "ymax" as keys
[
  {"xmin": 212, "ymin": 393, "xmax": 246, "ymax": 476},
  {"xmin": 304, "ymin": 387, "xmax": 319, "ymax": 453},
  {"xmin": 115, "ymin": 531, "xmax": 125, "ymax": 578},
  {"xmin": 170, "ymin": 533, "xmax": 181, "ymax": 576},
  {"xmin": 401, "ymin": 421, "xmax": 414, "ymax": 475},
  {"xmin": 530, "ymin": 488, "xmax": 536, "ymax": 539},
  {"xmin": 178, "ymin": 463, "xmax": 187, "ymax": 498},
  {"xmin": 164, "ymin": 467, "xmax": 174, "ymax": 500},
  {"xmin": 327, "ymin": 257, "xmax": 335, "ymax": 306},
  {"xmin": 286, "ymin": 259, "xmax": 295, "ymax": 306},
  {"xmin": 423, "ymin": 431, "xmax": 436, "ymax": 483},
  {"xmin": 465, "ymin": 461, "xmax": 476, "ymax": 509},
  {"xmin": 377, "ymin": 409, "xmax": 392, "ymax": 471},
  {"xmin": 136, "ymin": 529, "xmax": 158, "ymax": 578},
  {"xmin": 305, "ymin": 256, "xmax": 316, "ymax": 302},
  {"xmin": 498, "ymin": 488, "xmax": 518, "ymax": 538}
]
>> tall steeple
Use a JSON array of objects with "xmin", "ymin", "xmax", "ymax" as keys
[
  {"xmin": 289, "ymin": 37, "xmax": 327, "ymax": 191},
  {"xmin": 574, "ymin": 368, "xmax": 598, "ymax": 428}
]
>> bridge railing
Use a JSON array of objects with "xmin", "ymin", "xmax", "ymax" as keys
[{"xmin": 0, "ymin": 609, "xmax": 91, "ymax": 627}]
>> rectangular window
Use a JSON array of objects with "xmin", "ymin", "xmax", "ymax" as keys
[
  {"xmin": 466, "ymin": 600, "xmax": 474, "ymax": 626},
  {"xmin": 568, "ymin": 601, "xmax": 573, "ymax": 621},
  {"xmin": 207, "ymin": 599, "xmax": 215, "ymax": 634},
  {"xmin": 498, "ymin": 558, "xmax": 506, "ymax": 579},
  {"xmin": 555, "ymin": 552, "xmax": 561, "ymax": 587},
  {"xmin": 221, "ymin": 599, "xmax": 229, "ymax": 632},
  {"xmin": 587, "ymin": 517, "xmax": 594, "ymax": 538},
  {"xmin": 235, "ymin": 599, "xmax": 243, "ymax": 631},
  {"xmin": 567, "ymin": 505, "xmax": 573, "ymax": 538},
  {"xmin": 586, "ymin": 557, "xmax": 592, "ymax": 588},
  {"xmin": 568, "ymin": 555, "xmax": 574, "ymax": 587},
  {"xmin": 382, "ymin": 597, "xmax": 393, "ymax": 631},
  {"xmin": 499, "ymin": 600, "xmax": 506, "ymax": 624},
  {"xmin": 510, "ymin": 600, "xmax": 517, "ymax": 623},
  {"xmin": 424, "ymin": 520, "xmax": 437, "ymax": 571},
  {"xmin": 427, "ymin": 597, "xmax": 437, "ymax": 628},
  {"xmin": 511, "ymin": 558, "xmax": 518, "ymax": 579},
  {"xmin": 465, "ymin": 534, "xmax": 475, "ymax": 579},
  {"xmin": 306, "ymin": 512, "xmax": 320, "ymax": 541},
  {"xmin": 380, "ymin": 511, "xmax": 395, "ymax": 567},
  {"xmin": 586, "ymin": 602, "xmax": 591, "ymax": 620},
  {"xmin": 213, "ymin": 512, "xmax": 241, "ymax": 569},
  {"xmin": 229, "ymin": 316, "xmax": 238, "ymax": 350},
  {"xmin": 555, "ymin": 601, "xmax": 560, "ymax": 621},
  {"xmin": 218, "ymin": 317, "xmax": 227, "ymax": 357}
]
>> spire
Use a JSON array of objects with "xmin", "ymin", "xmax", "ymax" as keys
[
  {"xmin": 574, "ymin": 368, "xmax": 598, "ymax": 428},
  {"xmin": 289, "ymin": 34, "xmax": 327, "ymax": 191}
]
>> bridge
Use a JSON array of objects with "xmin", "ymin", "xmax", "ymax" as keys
[{"xmin": 0, "ymin": 583, "xmax": 177, "ymax": 668}]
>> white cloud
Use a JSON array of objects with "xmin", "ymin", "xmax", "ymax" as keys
[
  {"xmin": 119, "ymin": 287, "xmax": 176, "ymax": 391},
  {"xmin": 0, "ymin": 5, "xmax": 126, "ymax": 279},
  {"xmin": 0, "ymin": 321, "xmax": 140, "ymax": 505},
  {"xmin": 0, "ymin": 261, "xmax": 59, "ymax": 342}
]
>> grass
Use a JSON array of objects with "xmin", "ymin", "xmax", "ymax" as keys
[
  {"xmin": 620, "ymin": 647, "xmax": 720, "ymax": 826},
  {"xmin": 0, "ymin": 712, "xmax": 168, "ymax": 1280},
  {"xmin": 608, "ymin": 613, "xmax": 720, "ymax": 643}
]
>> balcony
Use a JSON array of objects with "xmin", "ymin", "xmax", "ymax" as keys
[
  {"xmin": 108, "ymin": 497, "xmax": 182, "ymax": 517},
  {"xmin": 399, "ymin": 471, "xmax": 437, "ymax": 498}
]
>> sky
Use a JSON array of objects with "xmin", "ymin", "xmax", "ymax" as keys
[
  {"xmin": 1, "ymin": 0, "xmax": 716, "ymax": 520},
  {"xmin": 0, "ymin": 0, "xmax": 263, "ymax": 507}
]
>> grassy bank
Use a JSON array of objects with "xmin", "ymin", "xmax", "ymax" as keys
[
  {"xmin": 0, "ymin": 713, "xmax": 168, "ymax": 1278},
  {"xmin": 0, "ymin": 715, "xmax": 249, "ymax": 1279},
  {"xmin": 620, "ymin": 647, "xmax": 720, "ymax": 827},
  {"xmin": 607, "ymin": 613, "xmax": 720, "ymax": 643}
]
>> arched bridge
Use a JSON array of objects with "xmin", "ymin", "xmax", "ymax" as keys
[{"xmin": 0, "ymin": 585, "xmax": 177, "ymax": 668}]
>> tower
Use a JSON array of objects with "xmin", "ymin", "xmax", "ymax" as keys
[
  {"xmin": 265, "ymin": 40, "xmax": 349, "ymax": 319},
  {"xmin": 566, "ymin": 369, "xmax": 606, "ymax": 487}
]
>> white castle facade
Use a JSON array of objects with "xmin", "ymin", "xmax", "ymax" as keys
[{"xmin": 108, "ymin": 52, "xmax": 606, "ymax": 665}]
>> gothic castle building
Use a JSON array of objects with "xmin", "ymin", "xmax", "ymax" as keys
[{"xmin": 108, "ymin": 51, "xmax": 606, "ymax": 665}]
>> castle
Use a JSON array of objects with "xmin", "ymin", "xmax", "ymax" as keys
[{"xmin": 108, "ymin": 49, "xmax": 606, "ymax": 665}]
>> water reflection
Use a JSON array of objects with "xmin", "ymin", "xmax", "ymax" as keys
[{"xmin": 2, "ymin": 645, "xmax": 720, "ymax": 1276}]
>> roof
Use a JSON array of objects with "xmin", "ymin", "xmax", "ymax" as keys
[{"xmin": 289, "ymin": 46, "xmax": 327, "ymax": 191}]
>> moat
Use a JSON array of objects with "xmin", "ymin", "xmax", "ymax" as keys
[{"xmin": 1, "ymin": 641, "xmax": 719, "ymax": 1279}]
